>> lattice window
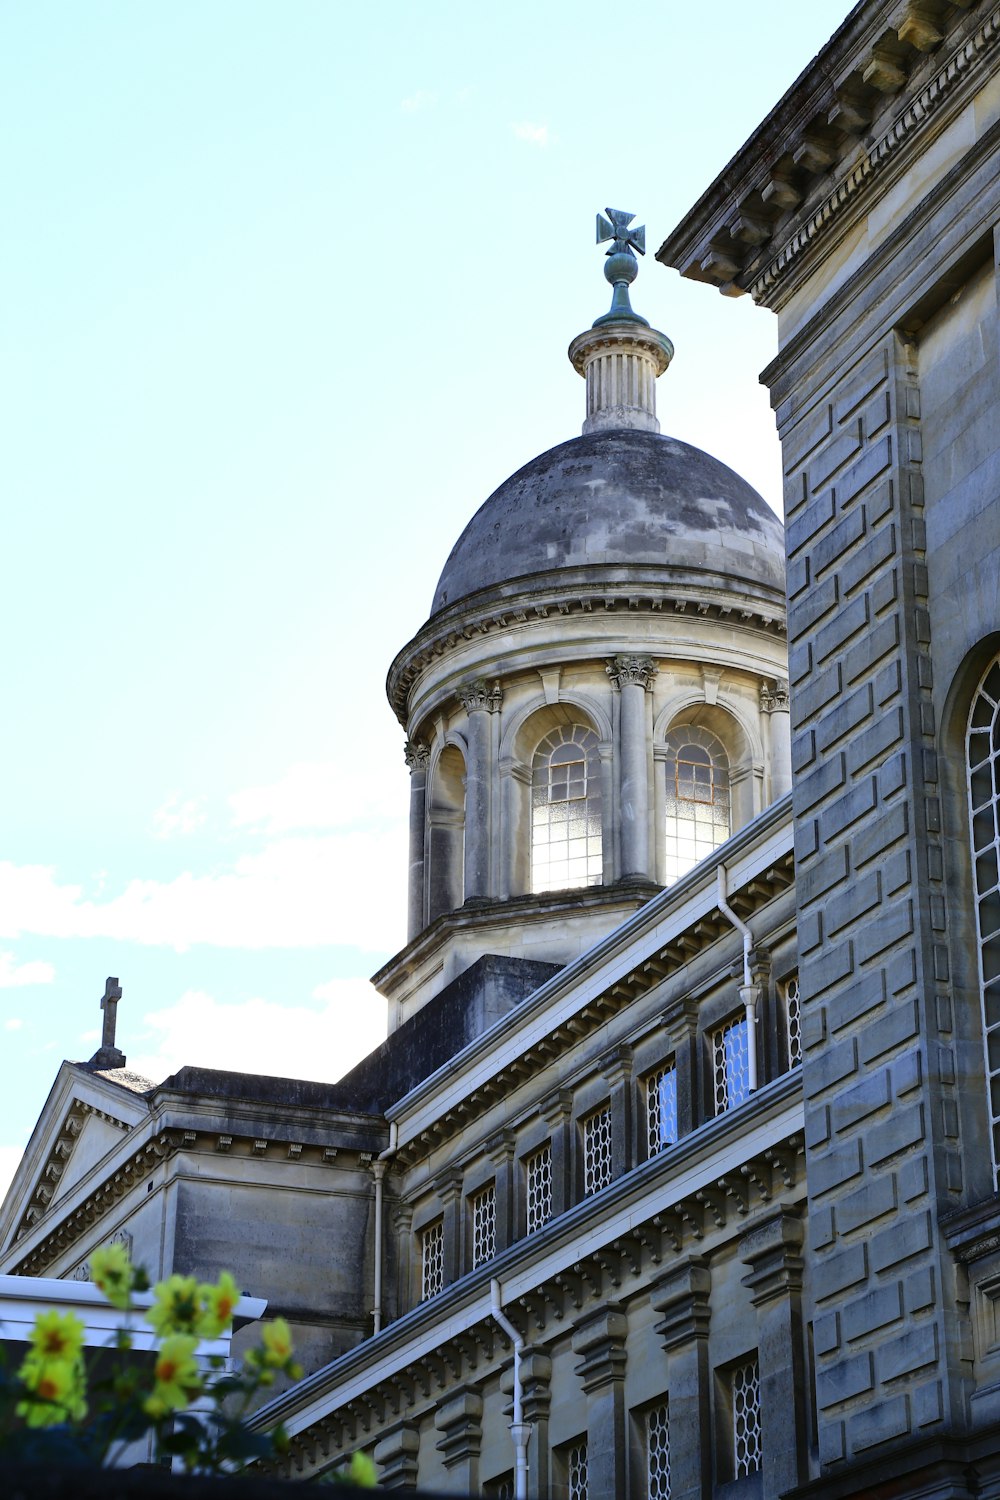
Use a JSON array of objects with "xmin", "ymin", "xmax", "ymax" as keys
[
  {"xmin": 567, "ymin": 1441, "xmax": 589, "ymax": 1500},
  {"xmin": 531, "ymin": 724, "xmax": 603, "ymax": 893},
  {"xmin": 582, "ymin": 1104, "xmax": 613, "ymax": 1195},
  {"xmin": 644, "ymin": 1063, "xmax": 678, "ymax": 1155},
  {"xmin": 731, "ymin": 1358, "xmax": 762, "ymax": 1478},
  {"xmin": 969, "ymin": 654, "xmax": 1000, "ymax": 1187},
  {"xmin": 646, "ymin": 1401, "xmax": 671, "ymax": 1500},
  {"xmin": 420, "ymin": 1217, "xmax": 444, "ymax": 1300},
  {"xmin": 664, "ymin": 726, "xmax": 730, "ymax": 885},
  {"xmin": 713, "ymin": 1014, "xmax": 751, "ymax": 1115},
  {"xmin": 781, "ymin": 972, "xmax": 801, "ymax": 1068},
  {"xmin": 485, "ymin": 1477, "xmax": 513, "ymax": 1500},
  {"xmin": 525, "ymin": 1145, "xmax": 553, "ymax": 1234},
  {"xmin": 471, "ymin": 1183, "xmax": 496, "ymax": 1267}
]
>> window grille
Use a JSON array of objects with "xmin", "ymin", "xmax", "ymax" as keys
[
  {"xmin": 485, "ymin": 1477, "xmax": 513, "ymax": 1500},
  {"xmin": 646, "ymin": 1401, "xmax": 671, "ymax": 1500},
  {"xmin": 525, "ymin": 1145, "xmax": 553, "ymax": 1234},
  {"xmin": 713, "ymin": 1015, "xmax": 751, "ymax": 1115},
  {"xmin": 471, "ymin": 1184, "xmax": 496, "ymax": 1267},
  {"xmin": 567, "ymin": 1441, "xmax": 588, "ymax": 1500},
  {"xmin": 731, "ymin": 1358, "xmax": 762, "ymax": 1478},
  {"xmin": 664, "ymin": 726, "xmax": 730, "ymax": 885},
  {"xmin": 420, "ymin": 1218, "xmax": 444, "ymax": 1300},
  {"xmin": 531, "ymin": 724, "xmax": 603, "ymax": 893},
  {"xmin": 781, "ymin": 973, "xmax": 801, "ymax": 1068},
  {"xmin": 644, "ymin": 1064, "xmax": 678, "ymax": 1155},
  {"xmin": 582, "ymin": 1104, "xmax": 613, "ymax": 1195},
  {"xmin": 968, "ymin": 654, "xmax": 1000, "ymax": 1186}
]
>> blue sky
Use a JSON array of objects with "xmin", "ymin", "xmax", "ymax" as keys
[{"xmin": 0, "ymin": 1, "xmax": 851, "ymax": 1198}]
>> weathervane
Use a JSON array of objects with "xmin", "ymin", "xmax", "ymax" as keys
[{"xmin": 593, "ymin": 208, "xmax": 649, "ymax": 327}]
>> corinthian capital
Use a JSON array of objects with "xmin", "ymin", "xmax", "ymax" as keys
[
  {"xmin": 457, "ymin": 678, "xmax": 503, "ymax": 714},
  {"xmin": 606, "ymin": 654, "xmax": 658, "ymax": 691},
  {"xmin": 403, "ymin": 738, "xmax": 430, "ymax": 771},
  {"xmin": 760, "ymin": 678, "xmax": 790, "ymax": 713}
]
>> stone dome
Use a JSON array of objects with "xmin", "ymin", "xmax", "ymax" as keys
[{"xmin": 431, "ymin": 429, "xmax": 785, "ymax": 616}]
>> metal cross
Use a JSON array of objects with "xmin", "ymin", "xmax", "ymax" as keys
[
  {"xmin": 596, "ymin": 208, "xmax": 646, "ymax": 258},
  {"xmin": 100, "ymin": 976, "xmax": 122, "ymax": 1050}
]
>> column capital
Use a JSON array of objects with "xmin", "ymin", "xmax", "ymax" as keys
[
  {"xmin": 760, "ymin": 677, "xmax": 790, "ymax": 713},
  {"xmin": 739, "ymin": 1205, "xmax": 804, "ymax": 1307},
  {"xmin": 433, "ymin": 1166, "xmax": 464, "ymax": 1205},
  {"xmin": 540, "ymin": 1086, "xmax": 574, "ymax": 1125},
  {"xmin": 404, "ymin": 738, "xmax": 430, "ymax": 771},
  {"xmin": 650, "ymin": 1257, "xmax": 712, "ymax": 1351},
  {"xmin": 606, "ymin": 654, "xmax": 658, "ymax": 691},
  {"xmin": 661, "ymin": 995, "xmax": 700, "ymax": 1047},
  {"xmin": 374, "ymin": 1420, "xmax": 420, "ymax": 1488},
  {"xmin": 600, "ymin": 1042, "xmax": 634, "ymax": 1087},
  {"xmin": 434, "ymin": 1385, "xmax": 484, "ymax": 1469},
  {"xmin": 572, "ymin": 1301, "xmax": 629, "ymax": 1393},
  {"xmin": 458, "ymin": 678, "xmax": 503, "ymax": 714},
  {"xmin": 486, "ymin": 1127, "xmax": 516, "ymax": 1165}
]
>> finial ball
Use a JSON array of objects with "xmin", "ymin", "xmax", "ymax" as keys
[{"xmin": 604, "ymin": 250, "xmax": 639, "ymax": 287}]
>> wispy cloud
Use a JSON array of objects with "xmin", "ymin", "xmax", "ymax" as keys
[
  {"xmin": 228, "ymin": 760, "xmax": 394, "ymax": 835},
  {"xmin": 153, "ymin": 794, "xmax": 206, "ymax": 840},
  {"xmin": 512, "ymin": 122, "xmax": 551, "ymax": 147},
  {"xmin": 0, "ymin": 1144, "xmax": 26, "ymax": 1205},
  {"xmin": 4, "ymin": 1017, "xmax": 24, "ymax": 1030},
  {"xmin": 401, "ymin": 90, "xmax": 438, "ymax": 113},
  {"xmin": 128, "ymin": 981, "xmax": 388, "ymax": 1086},
  {"xmin": 0, "ymin": 951, "xmax": 54, "ymax": 988}
]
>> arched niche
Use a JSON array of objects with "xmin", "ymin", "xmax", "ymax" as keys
[
  {"xmin": 500, "ymin": 699, "xmax": 609, "ymax": 898},
  {"xmin": 426, "ymin": 739, "xmax": 466, "ymax": 922},
  {"xmin": 654, "ymin": 701, "xmax": 758, "ymax": 885}
]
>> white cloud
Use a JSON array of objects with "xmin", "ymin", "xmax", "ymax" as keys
[
  {"xmin": 228, "ymin": 760, "xmax": 397, "ymax": 835},
  {"xmin": 153, "ymin": 794, "xmax": 206, "ymax": 840},
  {"xmin": 401, "ymin": 90, "xmax": 437, "ymax": 113},
  {"xmin": 128, "ymin": 981, "xmax": 388, "ymax": 1086},
  {"xmin": 4, "ymin": 1017, "xmax": 23, "ymax": 1030},
  {"xmin": 512, "ymin": 122, "xmax": 551, "ymax": 146},
  {"xmin": 0, "ymin": 951, "xmax": 54, "ymax": 988},
  {"xmin": 0, "ymin": 1144, "xmax": 26, "ymax": 1207}
]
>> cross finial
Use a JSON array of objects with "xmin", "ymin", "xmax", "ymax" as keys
[
  {"xmin": 593, "ymin": 207, "xmax": 649, "ymax": 326},
  {"xmin": 100, "ymin": 976, "xmax": 123, "ymax": 1052}
]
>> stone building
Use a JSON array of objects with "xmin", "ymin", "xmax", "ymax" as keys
[{"xmin": 3, "ymin": 1, "xmax": 1000, "ymax": 1496}]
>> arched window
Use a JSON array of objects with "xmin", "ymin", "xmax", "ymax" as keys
[
  {"xmin": 531, "ymin": 724, "xmax": 602, "ymax": 893},
  {"xmin": 664, "ymin": 726, "xmax": 730, "ymax": 885},
  {"xmin": 968, "ymin": 653, "xmax": 1000, "ymax": 1185}
]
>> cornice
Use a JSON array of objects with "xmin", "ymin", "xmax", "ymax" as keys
[
  {"xmin": 658, "ymin": 1, "xmax": 997, "ymax": 307},
  {"xmin": 11, "ymin": 1098, "xmax": 130, "ymax": 1247}
]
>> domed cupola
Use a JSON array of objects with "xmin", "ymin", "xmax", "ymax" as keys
[{"xmin": 378, "ymin": 211, "xmax": 790, "ymax": 1033}]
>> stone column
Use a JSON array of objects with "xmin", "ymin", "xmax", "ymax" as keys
[
  {"xmin": 651, "ymin": 1258, "xmax": 712, "ymax": 1500},
  {"xmin": 607, "ymin": 655, "xmax": 657, "ymax": 880},
  {"xmin": 661, "ymin": 996, "xmax": 700, "ymax": 1142},
  {"xmin": 521, "ymin": 1347, "xmax": 553, "ymax": 1499},
  {"xmin": 458, "ymin": 679, "xmax": 502, "ymax": 904},
  {"xmin": 434, "ymin": 1385, "xmax": 483, "ymax": 1493},
  {"xmin": 760, "ymin": 679, "xmax": 792, "ymax": 802},
  {"xmin": 740, "ymin": 1207, "xmax": 807, "ymax": 1496},
  {"xmin": 601, "ymin": 1044, "xmax": 633, "ymax": 1179},
  {"xmin": 373, "ymin": 1420, "xmax": 420, "ymax": 1489},
  {"xmin": 487, "ymin": 1129, "xmax": 515, "ymax": 1254},
  {"xmin": 393, "ymin": 1202, "xmax": 414, "ymax": 1314},
  {"xmin": 540, "ymin": 1088, "xmax": 573, "ymax": 1218},
  {"xmin": 435, "ymin": 1167, "xmax": 463, "ymax": 1286},
  {"xmin": 404, "ymin": 740, "xmax": 430, "ymax": 941},
  {"xmin": 572, "ymin": 1303, "xmax": 629, "ymax": 1499}
]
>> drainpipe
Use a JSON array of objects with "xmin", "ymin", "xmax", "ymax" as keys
[
  {"xmin": 491, "ymin": 1278, "xmax": 529, "ymax": 1500},
  {"xmin": 371, "ymin": 1121, "xmax": 398, "ymax": 1336},
  {"xmin": 716, "ymin": 864, "xmax": 759, "ymax": 1092}
]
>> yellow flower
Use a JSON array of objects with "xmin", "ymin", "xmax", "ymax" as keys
[
  {"xmin": 147, "ymin": 1274, "xmax": 201, "ymax": 1337},
  {"xmin": 260, "ymin": 1316, "xmax": 294, "ymax": 1367},
  {"xmin": 89, "ymin": 1242, "xmax": 134, "ymax": 1310},
  {"xmin": 144, "ymin": 1334, "xmax": 202, "ymax": 1418},
  {"xmin": 27, "ymin": 1310, "xmax": 85, "ymax": 1362},
  {"xmin": 197, "ymin": 1271, "xmax": 241, "ymax": 1338},
  {"xmin": 16, "ymin": 1354, "xmax": 87, "ymax": 1426}
]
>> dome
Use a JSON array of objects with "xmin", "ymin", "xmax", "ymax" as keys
[{"xmin": 431, "ymin": 429, "xmax": 785, "ymax": 616}]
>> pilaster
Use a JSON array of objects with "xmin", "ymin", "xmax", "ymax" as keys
[
  {"xmin": 374, "ymin": 1419, "xmax": 420, "ymax": 1489},
  {"xmin": 434, "ymin": 1167, "xmax": 463, "ymax": 1289},
  {"xmin": 541, "ymin": 1088, "xmax": 574, "ymax": 1219},
  {"xmin": 434, "ymin": 1385, "xmax": 483, "ymax": 1493},
  {"xmin": 651, "ymin": 1258, "xmax": 712, "ymax": 1500},
  {"xmin": 600, "ymin": 1043, "xmax": 634, "ymax": 1180},
  {"xmin": 740, "ymin": 1206, "xmax": 808, "ymax": 1495},
  {"xmin": 572, "ymin": 1302, "xmax": 629, "ymax": 1500},
  {"xmin": 487, "ymin": 1129, "xmax": 516, "ymax": 1254},
  {"xmin": 661, "ymin": 995, "xmax": 700, "ymax": 1140}
]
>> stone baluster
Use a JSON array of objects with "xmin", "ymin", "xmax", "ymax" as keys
[
  {"xmin": 457, "ymin": 679, "xmax": 502, "ymax": 904},
  {"xmin": 740, "ymin": 1207, "xmax": 807, "ymax": 1496},
  {"xmin": 571, "ymin": 1303, "xmax": 629, "ymax": 1499},
  {"xmin": 403, "ymin": 739, "xmax": 430, "ymax": 940},
  {"xmin": 651, "ymin": 1258, "xmax": 712, "ymax": 1500},
  {"xmin": 607, "ymin": 655, "xmax": 657, "ymax": 880}
]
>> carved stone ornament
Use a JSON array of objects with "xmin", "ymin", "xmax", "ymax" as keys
[
  {"xmin": 457, "ymin": 678, "xmax": 503, "ymax": 714},
  {"xmin": 606, "ymin": 654, "xmax": 658, "ymax": 691},
  {"xmin": 403, "ymin": 738, "xmax": 430, "ymax": 770},
  {"xmin": 760, "ymin": 678, "xmax": 790, "ymax": 713}
]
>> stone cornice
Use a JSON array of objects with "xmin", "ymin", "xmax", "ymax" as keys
[
  {"xmin": 11, "ymin": 1098, "xmax": 130, "ymax": 1247},
  {"xmin": 657, "ymin": 1, "xmax": 996, "ymax": 308},
  {"xmin": 387, "ymin": 574, "xmax": 786, "ymax": 727}
]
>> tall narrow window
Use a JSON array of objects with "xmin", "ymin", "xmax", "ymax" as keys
[
  {"xmin": 582, "ymin": 1104, "xmax": 613, "ymax": 1195},
  {"xmin": 663, "ymin": 726, "xmax": 730, "ymax": 885},
  {"xmin": 470, "ymin": 1184, "xmax": 496, "ymax": 1267},
  {"xmin": 644, "ymin": 1063, "xmax": 678, "ymax": 1155},
  {"xmin": 567, "ymin": 1441, "xmax": 589, "ymax": 1500},
  {"xmin": 713, "ymin": 1015, "xmax": 751, "ymax": 1115},
  {"xmin": 525, "ymin": 1145, "xmax": 553, "ymax": 1234},
  {"xmin": 531, "ymin": 724, "xmax": 603, "ymax": 893},
  {"xmin": 420, "ymin": 1218, "xmax": 445, "ymax": 1300},
  {"xmin": 969, "ymin": 654, "xmax": 1000, "ymax": 1185},
  {"xmin": 731, "ymin": 1358, "xmax": 762, "ymax": 1478},
  {"xmin": 781, "ymin": 973, "xmax": 801, "ymax": 1069},
  {"xmin": 646, "ymin": 1401, "xmax": 671, "ymax": 1500}
]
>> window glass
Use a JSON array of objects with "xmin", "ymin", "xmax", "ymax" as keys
[
  {"xmin": 663, "ymin": 726, "xmax": 730, "ymax": 884},
  {"xmin": 532, "ymin": 724, "xmax": 602, "ymax": 893},
  {"xmin": 968, "ymin": 654, "xmax": 1000, "ymax": 1187}
]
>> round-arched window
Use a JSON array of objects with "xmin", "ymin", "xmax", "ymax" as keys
[
  {"xmin": 531, "ymin": 724, "xmax": 602, "ymax": 893},
  {"xmin": 968, "ymin": 652, "xmax": 1000, "ymax": 1184},
  {"xmin": 664, "ymin": 726, "xmax": 730, "ymax": 885}
]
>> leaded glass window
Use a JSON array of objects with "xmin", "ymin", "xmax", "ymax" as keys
[
  {"xmin": 582, "ymin": 1104, "xmax": 613, "ymax": 1195},
  {"xmin": 969, "ymin": 654, "xmax": 1000, "ymax": 1185},
  {"xmin": 663, "ymin": 726, "xmax": 730, "ymax": 885},
  {"xmin": 731, "ymin": 1358, "xmax": 762, "ymax": 1478},
  {"xmin": 781, "ymin": 973, "xmax": 801, "ymax": 1068},
  {"xmin": 567, "ymin": 1441, "xmax": 588, "ymax": 1500},
  {"xmin": 644, "ymin": 1063, "xmax": 678, "ymax": 1155},
  {"xmin": 713, "ymin": 1014, "xmax": 751, "ymax": 1115},
  {"xmin": 470, "ymin": 1184, "xmax": 496, "ymax": 1267},
  {"xmin": 420, "ymin": 1218, "xmax": 444, "ymax": 1300},
  {"xmin": 525, "ymin": 1145, "xmax": 552, "ymax": 1234},
  {"xmin": 531, "ymin": 724, "xmax": 603, "ymax": 893},
  {"xmin": 646, "ymin": 1401, "xmax": 671, "ymax": 1500}
]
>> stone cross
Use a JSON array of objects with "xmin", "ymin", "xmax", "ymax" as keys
[
  {"xmin": 596, "ymin": 208, "xmax": 646, "ymax": 258},
  {"xmin": 100, "ymin": 977, "xmax": 122, "ymax": 1050}
]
